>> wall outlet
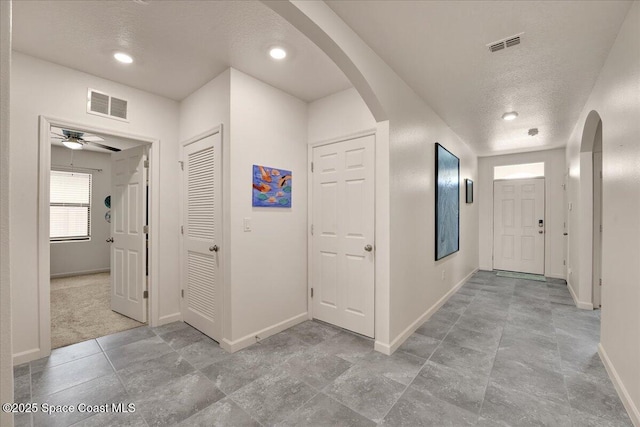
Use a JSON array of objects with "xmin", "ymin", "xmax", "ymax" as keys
[
  {"xmin": 441, "ymin": 270, "xmax": 446, "ymax": 281},
  {"xmin": 243, "ymin": 217, "xmax": 251, "ymax": 232}
]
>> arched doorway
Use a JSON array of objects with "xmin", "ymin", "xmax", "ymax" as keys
[{"xmin": 579, "ymin": 110, "xmax": 603, "ymax": 309}]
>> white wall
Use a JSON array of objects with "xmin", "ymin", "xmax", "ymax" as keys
[
  {"xmin": 308, "ymin": 87, "xmax": 376, "ymax": 144},
  {"xmin": 1, "ymin": 1, "xmax": 13, "ymax": 425},
  {"xmin": 478, "ymin": 149, "xmax": 566, "ymax": 279},
  {"xmin": 10, "ymin": 52, "xmax": 180, "ymax": 362},
  {"xmin": 50, "ymin": 146, "xmax": 111, "ymax": 277},
  {"xmin": 267, "ymin": 2, "xmax": 479, "ymax": 354},
  {"xmin": 228, "ymin": 68, "xmax": 308, "ymax": 345},
  {"xmin": 565, "ymin": 2, "xmax": 640, "ymax": 423},
  {"xmin": 179, "ymin": 68, "xmax": 308, "ymax": 349}
]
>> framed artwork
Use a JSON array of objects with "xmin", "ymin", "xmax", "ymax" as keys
[
  {"xmin": 435, "ymin": 143, "xmax": 460, "ymax": 260},
  {"xmin": 252, "ymin": 164, "xmax": 292, "ymax": 207},
  {"xmin": 465, "ymin": 179, "xmax": 474, "ymax": 204}
]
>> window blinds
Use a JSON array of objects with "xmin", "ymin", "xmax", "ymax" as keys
[{"xmin": 50, "ymin": 170, "xmax": 92, "ymax": 240}]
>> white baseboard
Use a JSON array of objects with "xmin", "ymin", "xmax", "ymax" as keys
[
  {"xmin": 50, "ymin": 268, "xmax": 110, "ymax": 279},
  {"xmin": 157, "ymin": 312, "xmax": 181, "ymax": 326},
  {"xmin": 598, "ymin": 343, "xmax": 640, "ymax": 426},
  {"xmin": 220, "ymin": 312, "xmax": 308, "ymax": 353},
  {"xmin": 567, "ymin": 281, "xmax": 594, "ymax": 310},
  {"xmin": 13, "ymin": 347, "xmax": 46, "ymax": 366},
  {"xmin": 376, "ymin": 268, "xmax": 478, "ymax": 355},
  {"xmin": 545, "ymin": 273, "xmax": 566, "ymax": 280}
]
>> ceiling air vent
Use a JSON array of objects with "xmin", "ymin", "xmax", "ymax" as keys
[
  {"xmin": 87, "ymin": 89, "xmax": 129, "ymax": 122},
  {"xmin": 487, "ymin": 33, "xmax": 524, "ymax": 53}
]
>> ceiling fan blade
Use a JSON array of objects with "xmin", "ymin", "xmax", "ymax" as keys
[
  {"xmin": 82, "ymin": 136, "xmax": 105, "ymax": 142},
  {"xmin": 51, "ymin": 132, "xmax": 67, "ymax": 138},
  {"xmin": 51, "ymin": 136, "xmax": 65, "ymax": 140},
  {"xmin": 88, "ymin": 141, "xmax": 120, "ymax": 152}
]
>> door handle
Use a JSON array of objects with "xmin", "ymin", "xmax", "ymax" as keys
[
  {"xmin": 364, "ymin": 244, "xmax": 373, "ymax": 252},
  {"xmin": 563, "ymin": 232, "xmax": 568, "ymax": 236},
  {"xmin": 106, "ymin": 237, "xmax": 114, "ymax": 243},
  {"xmin": 538, "ymin": 230, "xmax": 544, "ymax": 234},
  {"xmin": 209, "ymin": 245, "xmax": 219, "ymax": 252}
]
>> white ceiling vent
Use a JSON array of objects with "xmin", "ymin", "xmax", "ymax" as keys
[
  {"xmin": 87, "ymin": 89, "xmax": 129, "ymax": 122},
  {"xmin": 487, "ymin": 33, "xmax": 524, "ymax": 53}
]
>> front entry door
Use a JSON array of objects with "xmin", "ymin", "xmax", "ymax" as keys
[
  {"xmin": 493, "ymin": 178, "xmax": 545, "ymax": 275},
  {"xmin": 110, "ymin": 146, "xmax": 147, "ymax": 322},
  {"xmin": 181, "ymin": 131, "xmax": 222, "ymax": 342},
  {"xmin": 311, "ymin": 135, "xmax": 375, "ymax": 338}
]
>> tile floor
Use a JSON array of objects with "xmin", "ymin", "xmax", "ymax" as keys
[{"xmin": 13, "ymin": 271, "xmax": 633, "ymax": 426}]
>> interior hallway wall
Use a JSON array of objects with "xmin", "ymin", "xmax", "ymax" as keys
[
  {"xmin": 10, "ymin": 52, "xmax": 180, "ymax": 362},
  {"xmin": 565, "ymin": 2, "xmax": 640, "ymax": 423},
  {"xmin": 50, "ymin": 146, "xmax": 112, "ymax": 278},
  {"xmin": 266, "ymin": 1, "xmax": 479, "ymax": 353},
  {"xmin": 0, "ymin": 1, "xmax": 14, "ymax": 425},
  {"xmin": 478, "ymin": 148, "xmax": 566, "ymax": 279}
]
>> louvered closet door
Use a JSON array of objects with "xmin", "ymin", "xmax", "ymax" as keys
[{"xmin": 182, "ymin": 132, "xmax": 222, "ymax": 342}]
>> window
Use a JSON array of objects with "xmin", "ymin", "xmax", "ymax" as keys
[
  {"xmin": 494, "ymin": 162, "xmax": 545, "ymax": 180},
  {"xmin": 50, "ymin": 170, "xmax": 92, "ymax": 241}
]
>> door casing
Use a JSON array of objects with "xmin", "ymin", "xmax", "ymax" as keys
[{"xmin": 33, "ymin": 115, "xmax": 159, "ymax": 364}]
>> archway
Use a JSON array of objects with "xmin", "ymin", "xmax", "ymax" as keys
[{"xmin": 579, "ymin": 110, "xmax": 603, "ymax": 309}]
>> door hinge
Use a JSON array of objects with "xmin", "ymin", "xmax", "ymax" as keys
[
  {"xmin": 144, "ymin": 160, "xmax": 149, "ymax": 168},
  {"xmin": 310, "ymin": 288, "xmax": 314, "ymax": 298},
  {"xmin": 311, "ymin": 162, "xmax": 314, "ymax": 173},
  {"xmin": 599, "ymin": 279, "xmax": 602, "ymax": 286},
  {"xmin": 600, "ymin": 224, "xmax": 603, "ymax": 232},
  {"xmin": 179, "ymin": 161, "xmax": 184, "ymax": 171},
  {"xmin": 143, "ymin": 225, "xmax": 149, "ymax": 234},
  {"xmin": 563, "ymin": 259, "xmax": 566, "ymax": 266},
  {"xmin": 181, "ymin": 289, "xmax": 184, "ymax": 298},
  {"xmin": 181, "ymin": 225, "xmax": 184, "ymax": 234},
  {"xmin": 310, "ymin": 224, "xmax": 314, "ymax": 235},
  {"xmin": 143, "ymin": 290, "xmax": 149, "ymax": 299}
]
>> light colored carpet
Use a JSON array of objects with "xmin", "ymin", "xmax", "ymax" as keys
[
  {"xmin": 495, "ymin": 270, "xmax": 547, "ymax": 282},
  {"xmin": 51, "ymin": 272, "xmax": 144, "ymax": 349}
]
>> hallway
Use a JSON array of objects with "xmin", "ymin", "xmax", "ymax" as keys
[{"xmin": 13, "ymin": 271, "xmax": 631, "ymax": 426}]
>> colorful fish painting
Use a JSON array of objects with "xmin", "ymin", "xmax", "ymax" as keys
[{"xmin": 252, "ymin": 165, "xmax": 292, "ymax": 207}]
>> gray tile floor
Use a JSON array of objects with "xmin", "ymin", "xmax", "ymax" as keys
[{"xmin": 13, "ymin": 271, "xmax": 633, "ymax": 426}]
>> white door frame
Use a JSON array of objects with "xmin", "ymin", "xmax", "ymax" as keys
[
  {"xmin": 36, "ymin": 115, "xmax": 160, "ymax": 360},
  {"xmin": 307, "ymin": 128, "xmax": 377, "ymax": 324},
  {"xmin": 179, "ymin": 126, "xmax": 225, "ymax": 340}
]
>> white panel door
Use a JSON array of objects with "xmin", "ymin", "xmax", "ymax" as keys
[
  {"xmin": 312, "ymin": 135, "xmax": 375, "ymax": 338},
  {"xmin": 182, "ymin": 132, "xmax": 222, "ymax": 342},
  {"xmin": 110, "ymin": 146, "xmax": 147, "ymax": 322},
  {"xmin": 494, "ymin": 178, "xmax": 545, "ymax": 275},
  {"xmin": 593, "ymin": 152, "xmax": 602, "ymax": 308}
]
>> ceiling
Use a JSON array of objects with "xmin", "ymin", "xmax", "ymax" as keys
[
  {"xmin": 327, "ymin": 0, "xmax": 632, "ymax": 156},
  {"xmin": 12, "ymin": 0, "xmax": 351, "ymax": 102},
  {"xmin": 13, "ymin": 1, "xmax": 633, "ymax": 156}
]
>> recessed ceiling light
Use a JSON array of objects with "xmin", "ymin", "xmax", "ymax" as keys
[
  {"xmin": 114, "ymin": 52, "xmax": 133, "ymax": 64},
  {"xmin": 269, "ymin": 47, "xmax": 287, "ymax": 60},
  {"xmin": 502, "ymin": 111, "xmax": 518, "ymax": 121},
  {"xmin": 528, "ymin": 128, "xmax": 539, "ymax": 136}
]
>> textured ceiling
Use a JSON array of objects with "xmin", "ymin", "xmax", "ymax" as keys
[
  {"xmin": 327, "ymin": 0, "xmax": 632, "ymax": 156},
  {"xmin": 13, "ymin": 0, "xmax": 352, "ymax": 102}
]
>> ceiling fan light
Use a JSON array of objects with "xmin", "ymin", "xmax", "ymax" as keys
[{"xmin": 62, "ymin": 140, "xmax": 83, "ymax": 150}]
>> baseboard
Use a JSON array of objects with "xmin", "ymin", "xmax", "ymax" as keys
[
  {"xmin": 13, "ymin": 347, "xmax": 46, "ymax": 366},
  {"xmin": 567, "ymin": 280, "xmax": 594, "ymax": 310},
  {"xmin": 220, "ymin": 312, "xmax": 308, "ymax": 353},
  {"xmin": 598, "ymin": 343, "xmax": 640, "ymax": 426},
  {"xmin": 545, "ymin": 273, "xmax": 566, "ymax": 280},
  {"xmin": 376, "ymin": 268, "xmax": 478, "ymax": 355},
  {"xmin": 157, "ymin": 312, "xmax": 181, "ymax": 326},
  {"xmin": 50, "ymin": 268, "xmax": 110, "ymax": 279}
]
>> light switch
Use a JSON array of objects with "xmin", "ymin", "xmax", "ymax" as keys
[{"xmin": 243, "ymin": 218, "xmax": 251, "ymax": 232}]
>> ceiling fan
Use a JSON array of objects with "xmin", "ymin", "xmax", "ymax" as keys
[{"xmin": 51, "ymin": 128, "xmax": 121, "ymax": 152}]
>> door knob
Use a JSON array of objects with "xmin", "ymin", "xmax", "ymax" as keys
[
  {"xmin": 209, "ymin": 245, "xmax": 219, "ymax": 252},
  {"xmin": 538, "ymin": 230, "xmax": 544, "ymax": 234},
  {"xmin": 106, "ymin": 237, "xmax": 114, "ymax": 243},
  {"xmin": 364, "ymin": 244, "xmax": 373, "ymax": 252},
  {"xmin": 563, "ymin": 232, "xmax": 568, "ymax": 236}
]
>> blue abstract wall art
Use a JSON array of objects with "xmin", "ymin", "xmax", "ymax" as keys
[
  {"xmin": 435, "ymin": 143, "xmax": 460, "ymax": 260},
  {"xmin": 252, "ymin": 165, "xmax": 292, "ymax": 208}
]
